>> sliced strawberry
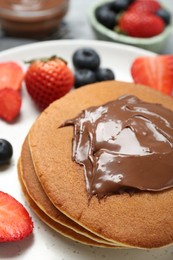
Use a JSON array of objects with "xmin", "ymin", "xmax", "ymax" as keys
[
  {"xmin": 0, "ymin": 62, "xmax": 24, "ymax": 91},
  {"xmin": 128, "ymin": 0, "xmax": 161, "ymax": 14},
  {"xmin": 0, "ymin": 191, "xmax": 33, "ymax": 242},
  {"xmin": 0, "ymin": 88, "xmax": 22, "ymax": 122},
  {"xmin": 131, "ymin": 55, "xmax": 173, "ymax": 96}
]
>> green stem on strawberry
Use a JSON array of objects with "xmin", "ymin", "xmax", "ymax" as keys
[{"xmin": 25, "ymin": 56, "xmax": 67, "ymax": 65}]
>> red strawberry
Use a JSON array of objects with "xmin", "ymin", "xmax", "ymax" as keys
[
  {"xmin": 0, "ymin": 62, "xmax": 24, "ymax": 91},
  {"xmin": 0, "ymin": 88, "xmax": 22, "ymax": 122},
  {"xmin": 131, "ymin": 55, "xmax": 173, "ymax": 96},
  {"xmin": 25, "ymin": 56, "xmax": 74, "ymax": 110},
  {"xmin": 0, "ymin": 191, "xmax": 33, "ymax": 242},
  {"xmin": 128, "ymin": 0, "xmax": 161, "ymax": 14},
  {"xmin": 119, "ymin": 11, "xmax": 165, "ymax": 37}
]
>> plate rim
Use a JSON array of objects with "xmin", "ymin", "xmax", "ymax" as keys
[{"xmin": 0, "ymin": 39, "xmax": 156, "ymax": 58}]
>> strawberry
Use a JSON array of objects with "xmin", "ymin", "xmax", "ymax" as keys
[
  {"xmin": 0, "ymin": 62, "xmax": 24, "ymax": 91},
  {"xmin": 128, "ymin": 0, "xmax": 161, "ymax": 14},
  {"xmin": 131, "ymin": 55, "xmax": 173, "ymax": 96},
  {"xmin": 119, "ymin": 11, "xmax": 165, "ymax": 37},
  {"xmin": 0, "ymin": 191, "xmax": 33, "ymax": 242},
  {"xmin": 25, "ymin": 56, "xmax": 74, "ymax": 110},
  {"xmin": 0, "ymin": 88, "xmax": 22, "ymax": 122}
]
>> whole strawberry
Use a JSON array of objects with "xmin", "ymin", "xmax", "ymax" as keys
[
  {"xmin": 25, "ymin": 56, "xmax": 74, "ymax": 110},
  {"xmin": 128, "ymin": 0, "xmax": 161, "ymax": 14},
  {"xmin": 119, "ymin": 11, "xmax": 165, "ymax": 38}
]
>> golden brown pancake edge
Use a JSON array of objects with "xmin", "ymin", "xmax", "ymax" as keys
[
  {"xmin": 28, "ymin": 80, "xmax": 173, "ymax": 249},
  {"xmin": 19, "ymin": 136, "xmax": 122, "ymax": 246},
  {"xmin": 18, "ymin": 161, "xmax": 119, "ymax": 248}
]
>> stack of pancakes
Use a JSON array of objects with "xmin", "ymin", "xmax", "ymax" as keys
[{"xmin": 18, "ymin": 81, "xmax": 173, "ymax": 249}]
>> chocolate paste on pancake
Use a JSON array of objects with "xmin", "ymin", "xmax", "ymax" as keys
[{"xmin": 62, "ymin": 95, "xmax": 173, "ymax": 199}]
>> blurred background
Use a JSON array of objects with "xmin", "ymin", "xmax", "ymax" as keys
[{"xmin": 0, "ymin": 0, "xmax": 173, "ymax": 53}]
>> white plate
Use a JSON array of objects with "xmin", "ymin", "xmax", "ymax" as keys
[{"xmin": 0, "ymin": 39, "xmax": 172, "ymax": 260}]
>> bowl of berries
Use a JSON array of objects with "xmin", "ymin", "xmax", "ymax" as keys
[{"xmin": 89, "ymin": 0, "xmax": 172, "ymax": 52}]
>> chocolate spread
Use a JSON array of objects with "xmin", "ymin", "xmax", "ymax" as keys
[
  {"xmin": 0, "ymin": 0, "xmax": 69, "ymax": 37},
  {"xmin": 63, "ymin": 95, "xmax": 173, "ymax": 199}
]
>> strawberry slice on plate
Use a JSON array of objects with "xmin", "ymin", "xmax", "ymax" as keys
[
  {"xmin": 0, "ymin": 88, "xmax": 22, "ymax": 122},
  {"xmin": 0, "ymin": 191, "xmax": 33, "ymax": 242},
  {"xmin": 0, "ymin": 62, "xmax": 24, "ymax": 91},
  {"xmin": 131, "ymin": 55, "xmax": 173, "ymax": 96}
]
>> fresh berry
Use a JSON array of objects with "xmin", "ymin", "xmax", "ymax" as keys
[
  {"xmin": 25, "ymin": 56, "xmax": 74, "ymax": 110},
  {"xmin": 95, "ymin": 4, "xmax": 117, "ymax": 29},
  {"xmin": 156, "ymin": 8, "xmax": 171, "ymax": 25},
  {"xmin": 0, "ymin": 191, "xmax": 33, "ymax": 242},
  {"xmin": 74, "ymin": 69, "xmax": 97, "ymax": 88},
  {"xmin": 112, "ymin": 0, "xmax": 132, "ymax": 12},
  {"xmin": 128, "ymin": 0, "xmax": 161, "ymax": 14},
  {"xmin": 0, "ymin": 88, "xmax": 22, "ymax": 122},
  {"xmin": 0, "ymin": 62, "xmax": 24, "ymax": 91},
  {"xmin": 119, "ymin": 11, "xmax": 165, "ymax": 37},
  {"xmin": 96, "ymin": 68, "xmax": 115, "ymax": 81},
  {"xmin": 131, "ymin": 55, "xmax": 173, "ymax": 96},
  {"xmin": 73, "ymin": 48, "xmax": 100, "ymax": 70},
  {"xmin": 0, "ymin": 139, "xmax": 13, "ymax": 165}
]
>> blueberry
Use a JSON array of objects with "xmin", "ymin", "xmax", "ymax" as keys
[
  {"xmin": 95, "ymin": 4, "xmax": 117, "ymax": 30},
  {"xmin": 111, "ymin": 0, "xmax": 132, "ymax": 12},
  {"xmin": 0, "ymin": 139, "xmax": 13, "ymax": 165},
  {"xmin": 74, "ymin": 69, "xmax": 97, "ymax": 88},
  {"xmin": 156, "ymin": 8, "xmax": 171, "ymax": 25},
  {"xmin": 96, "ymin": 68, "xmax": 115, "ymax": 82},
  {"xmin": 73, "ymin": 48, "xmax": 100, "ymax": 70}
]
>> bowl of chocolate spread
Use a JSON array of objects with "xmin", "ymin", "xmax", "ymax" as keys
[{"xmin": 0, "ymin": 0, "xmax": 69, "ymax": 37}]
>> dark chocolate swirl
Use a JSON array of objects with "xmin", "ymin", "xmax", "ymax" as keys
[{"xmin": 63, "ymin": 95, "xmax": 173, "ymax": 199}]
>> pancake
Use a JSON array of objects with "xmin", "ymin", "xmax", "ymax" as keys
[
  {"xmin": 20, "ymin": 136, "xmax": 120, "ymax": 246},
  {"xmin": 18, "ymin": 162, "xmax": 117, "ymax": 248},
  {"xmin": 28, "ymin": 80, "xmax": 173, "ymax": 248}
]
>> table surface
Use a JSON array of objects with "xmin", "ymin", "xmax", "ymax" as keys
[{"xmin": 0, "ymin": 0, "xmax": 173, "ymax": 53}]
